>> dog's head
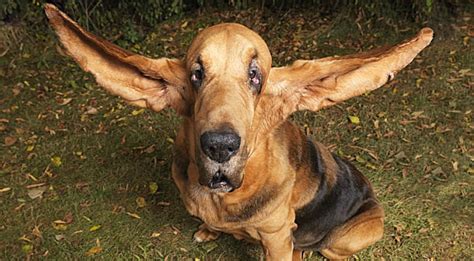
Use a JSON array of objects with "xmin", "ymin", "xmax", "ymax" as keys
[
  {"xmin": 45, "ymin": 4, "xmax": 432, "ymax": 193},
  {"xmin": 184, "ymin": 24, "xmax": 273, "ymax": 191}
]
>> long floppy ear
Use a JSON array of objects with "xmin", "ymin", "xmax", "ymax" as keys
[
  {"xmin": 44, "ymin": 4, "xmax": 190, "ymax": 116},
  {"xmin": 261, "ymin": 28, "xmax": 433, "ymax": 126}
]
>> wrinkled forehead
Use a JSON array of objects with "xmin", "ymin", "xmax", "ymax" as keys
[{"xmin": 186, "ymin": 23, "xmax": 272, "ymax": 70}]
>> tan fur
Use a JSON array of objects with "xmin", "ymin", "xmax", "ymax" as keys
[{"xmin": 45, "ymin": 4, "xmax": 433, "ymax": 260}]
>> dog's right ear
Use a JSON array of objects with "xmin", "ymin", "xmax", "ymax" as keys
[{"xmin": 44, "ymin": 4, "xmax": 191, "ymax": 116}]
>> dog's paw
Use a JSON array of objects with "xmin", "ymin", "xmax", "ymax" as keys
[{"xmin": 193, "ymin": 224, "xmax": 221, "ymax": 242}]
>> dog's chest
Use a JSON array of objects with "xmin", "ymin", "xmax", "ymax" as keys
[{"xmin": 182, "ymin": 176, "xmax": 292, "ymax": 240}]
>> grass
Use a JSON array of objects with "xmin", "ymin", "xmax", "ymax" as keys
[{"xmin": 1, "ymin": 7, "xmax": 472, "ymax": 260}]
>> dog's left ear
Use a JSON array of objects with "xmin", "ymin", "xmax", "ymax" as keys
[
  {"xmin": 45, "ymin": 4, "xmax": 190, "ymax": 116},
  {"xmin": 262, "ymin": 28, "xmax": 433, "ymax": 122}
]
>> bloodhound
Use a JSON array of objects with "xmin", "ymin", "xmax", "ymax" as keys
[{"xmin": 45, "ymin": 4, "xmax": 433, "ymax": 260}]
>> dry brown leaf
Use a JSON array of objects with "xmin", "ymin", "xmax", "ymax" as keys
[
  {"xmin": 12, "ymin": 86, "xmax": 21, "ymax": 96},
  {"xmin": 431, "ymin": 167, "xmax": 444, "ymax": 175},
  {"xmin": 143, "ymin": 145, "xmax": 155, "ymax": 154},
  {"xmin": 402, "ymin": 168, "xmax": 408, "ymax": 178},
  {"xmin": 64, "ymin": 212, "xmax": 74, "ymax": 224},
  {"xmin": 126, "ymin": 212, "xmax": 141, "ymax": 219},
  {"xmin": 4, "ymin": 136, "xmax": 17, "ymax": 146},
  {"xmin": 55, "ymin": 234, "xmax": 65, "ymax": 241},
  {"xmin": 0, "ymin": 187, "xmax": 11, "ymax": 193},
  {"xmin": 32, "ymin": 225, "xmax": 42, "ymax": 238},
  {"xmin": 27, "ymin": 185, "xmax": 47, "ymax": 199},
  {"xmin": 59, "ymin": 98, "xmax": 73, "ymax": 105},
  {"xmin": 85, "ymin": 107, "xmax": 98, "ymax": 115},
  {"xmin": 26, "ymin": 183, "xmax": 46, "ymax": 189}
]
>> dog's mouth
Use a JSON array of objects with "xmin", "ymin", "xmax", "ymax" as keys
[
  {"xmin": 197, "ymin": 147, "xmax": 247, "ymax": 193},
  {"xmin": 208, "ymin": 170, "xmax": 235, "ymax": 193},
  {"xmin": 198, "ymin": 165, "xmax": 243, "ymax": 193}
]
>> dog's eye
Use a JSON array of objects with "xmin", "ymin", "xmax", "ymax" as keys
[
  {"xmin": 191, "ymin": 64, "xmax": 204, "ymax": 89},
  {"xmin": 249, "ymin": 60, "xmax": 261, "ymax": 94}
]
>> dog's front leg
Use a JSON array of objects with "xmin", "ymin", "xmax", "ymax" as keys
[
  {"xmin": 193, "ymin": 223, "xmax": 221, "ymax": 242},
  {"xmin": 260, "ymin": 225, "xmax": 295, "ymax": 261}
]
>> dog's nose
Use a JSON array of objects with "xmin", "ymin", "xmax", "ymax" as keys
[{"xmin": 200, "ymin": 131, "xmax": 241, "ymax": 163}]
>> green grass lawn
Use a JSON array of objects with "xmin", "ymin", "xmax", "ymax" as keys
[{"xmin": 1, "ymin": 8, "xmax": 472, "ymax": 260}]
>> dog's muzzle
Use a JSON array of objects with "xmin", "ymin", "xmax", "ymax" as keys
[{"xmin": 199, "ymin": 129, "xmax": 242, "ymax": 192}]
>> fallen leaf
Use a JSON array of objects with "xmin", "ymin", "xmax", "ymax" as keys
[
  {"xmin": 32, "ymin": 225, "xmax": 42, "ymax": 238},
  {"xmin": 171, "ymin": 225, "xmax": 180, "ymax": 234},
  {"xmin": 75, "ymin": 181, "xmax": 89, "ymax": 190},
  {"xmin": 12, "ymin": 87, "xmax": 21, "ymax": 96},
  {"xmin": 151, "ymin": 232, "xmax": 161, "ymax": 238},
  {"xmin": 431, "ymin": 167, "xmax": 444, "ymax": 175},
  {"xmin": 419, "ymin": 228, "xmax": 430, "ymax": 234},
  {"xmin": 411, "ymin": 111, "xmax": 424, "ymax": 119},
  {"xmin": 85, "ymin": 107, "xmax": 98, "ymax": 115},
  {"xmin": 58, "ymin": 98, "xmax": 73, "ymax": 105},
  {"xmin": 64, "ymin": 212, "xmax": 74, "ymax": 224},
  {"xmin": 348, "ymin": 115, "xmax": 360, "ymax": 124},
  {"xmin": 452, "ymin": 161, "xmax": 459, "ymax": 172},
  {"xmin": 355, "ymin": 155, "xmax": 365, "ymax": 163},
  {"xmin": 27, "ymin": 185, "xmax": 47, "ymax": 199},
  {"xmin": 394, "ymin": 151, "xmax": 406, "ymax": 159},
  {"xmin": 4, "ymin": 136, "xmax": 17, "ymax": 146},
  {"xmin": 72, "ymin": 230, "xmax": 83, "ymax": 235},
  {"xmin": 201, "ymin": 241, "xmax": 218, "ymax": 253},
  {"xmin": 26, "ymin": 183, "xmax": 46, "ymax": 189},
  {"xmin": 55, "ymin": 234, "xmax": 65, "ymax": 241},
  {"xmin": 51, "ymin": 156, "xmax": 62, "ymax": 167},
  {"xmin": 126, "ymin": 212, "xmax": 141, "ymax": 219},
  {"xmin": 399, "ymin": 119, "xmax": 415, "ymax": 125},
  {"xmin": 144, "ymin": 145, "xmax": 155, "ymax": 154},
  {"xmin": 26, "ymin": 145, "xmax": 35, "ymax": 152},
  {"xmin": 85, "ymin": 246, "xmax": 102, "ymax": 256},
  {"xmin": 52, "ymin": 222, "xmax": 68, "ymax": 231},
  {"xmin": 131, "ymin": 109, "xmax": 145, "ymax": 116},
  {"xmin": 136, "ymin": 197, "xmax": 146, "ymax": 208},
  {"xmin": 0, "ymin": 187, "xmax": 11, "ymax": 193},
  {"xmin": 149, "ymin": 182, "xmax": 158, "ymax": 194},
  {"xmin": 416, "ymin": 78, "xmax": 423, "ymax": 87},
  {"xmin": 89, "ymin": 225, "xmax": 101, "ymax": 232},
  {"xmin": 402, "ymin": 168, "xmax": 408, "ymax": 178},
  {"xmin": 22, "ymin": 244, "xmax": 33, "ymax": 254},
  {"xmin": 463, "ymin": 36, "xmax": 469, "ymax": 46},
  {"xmin": 19, "ymin": 235, "xmax": 32, "ymax": 242},
  {"xmin": 14, "ymin": 203, "xmax": 25, "ymax": 211},
  {"xmin": 458, "ymin": 68, "xmax": 471, "ymax": 77}
]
